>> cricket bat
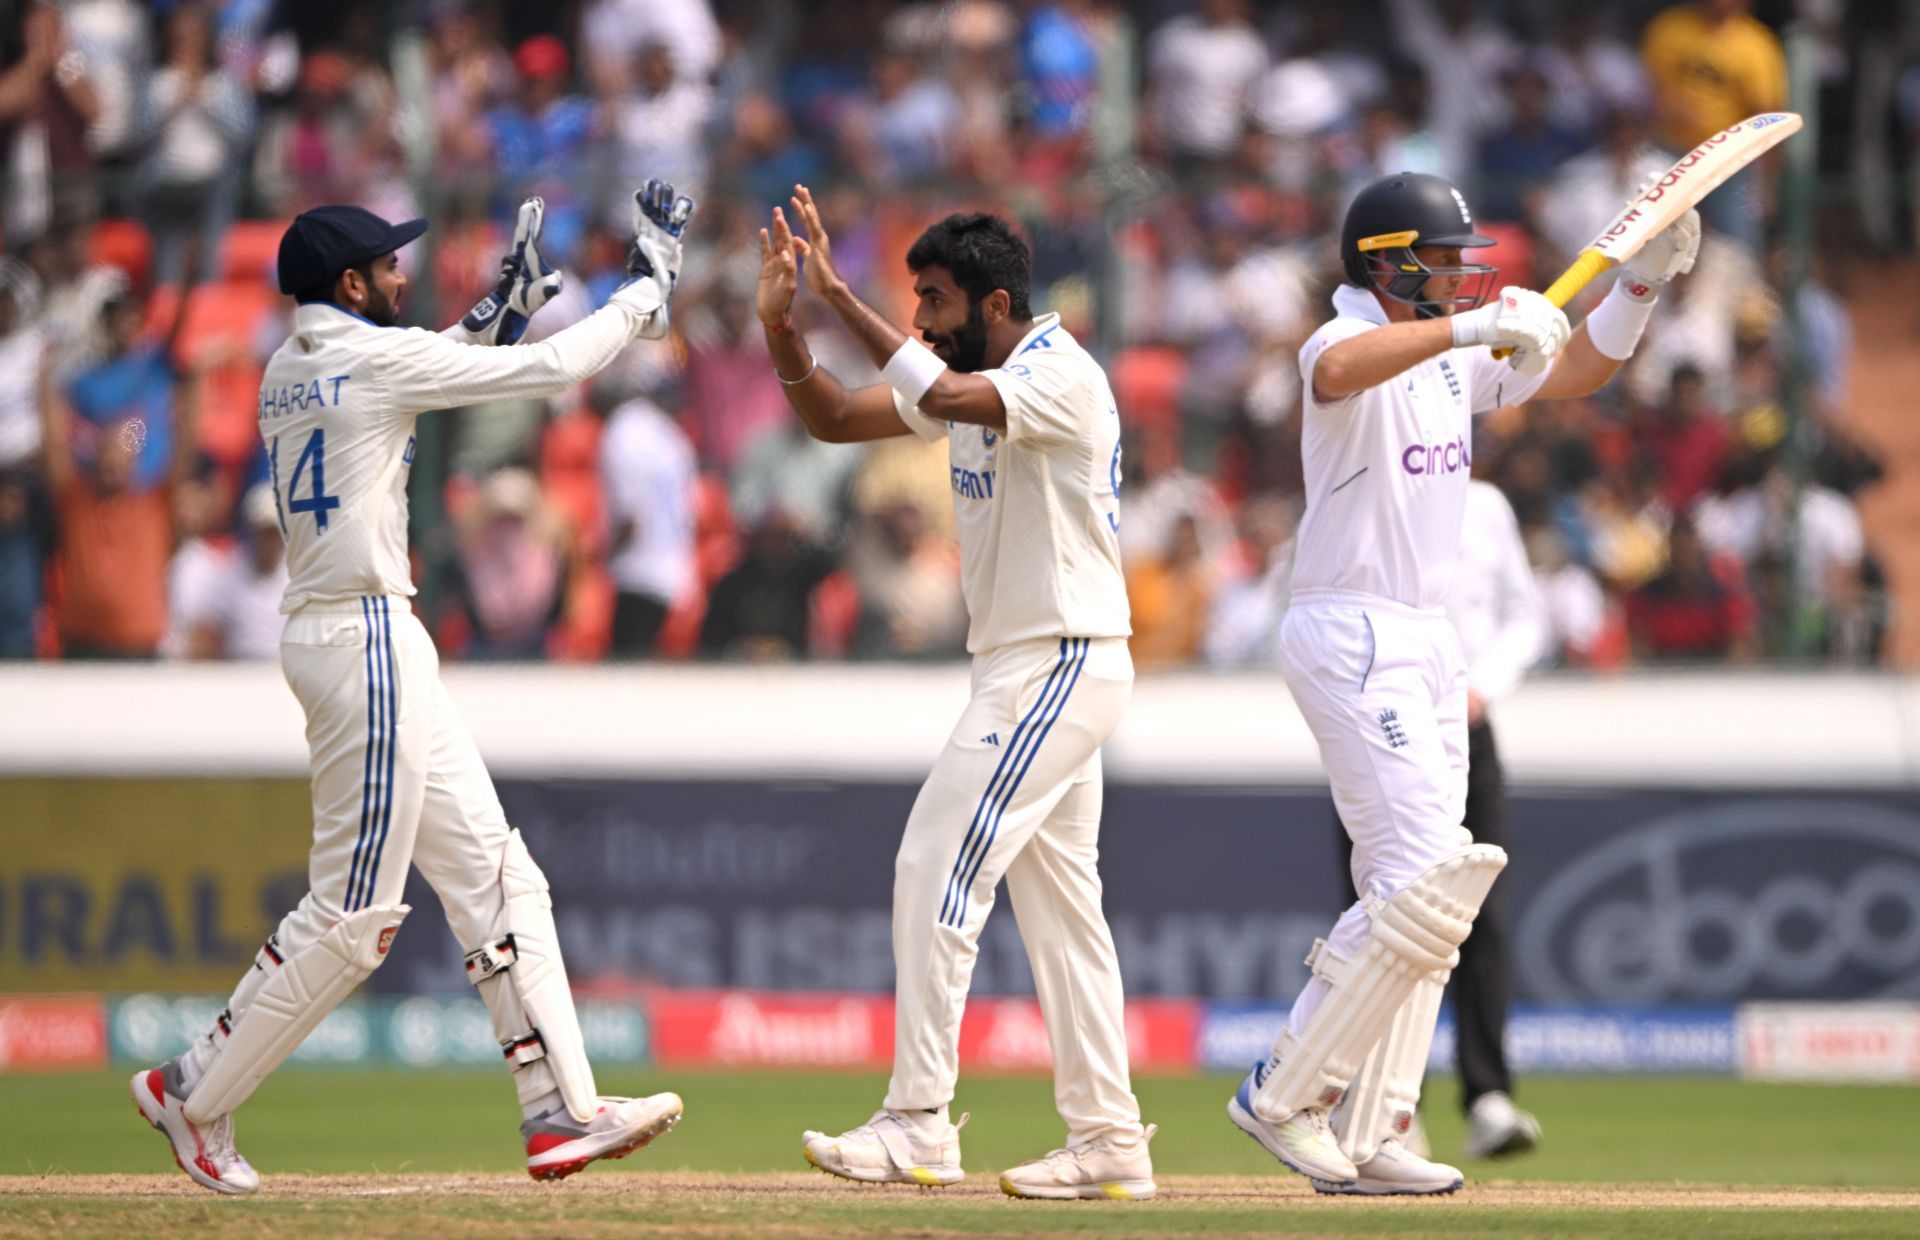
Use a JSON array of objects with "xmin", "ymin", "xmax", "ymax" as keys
[{"xmin": 1495, "ymin": 112, "xmax": 1803, "ymax": 356}]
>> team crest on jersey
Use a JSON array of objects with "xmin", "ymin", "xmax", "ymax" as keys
[
  {"xmin": 982, "ymin": 427, "xmax": 997, "ymax": 448},
  {"xmin": 1437, "ymin": 358, "xmax": 1461, "ymax": 399}
]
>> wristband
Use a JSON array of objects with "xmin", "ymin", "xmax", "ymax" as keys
[
  {"xmin": 1585, "ymin": 278, "xmax": 1659, "ymax": 361},
  {"xmin": 881, "ymin": 338, "xmax": 946, "ymax": 409}
]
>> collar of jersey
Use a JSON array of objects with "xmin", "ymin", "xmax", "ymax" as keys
[
  {"xmin": 1331, "ymin": 284, "xmax": 1390, "ymax": 326},
  {"xmin": 1010, "ymin": 311, "xmax": 1064, "ymax": 355},
  {"xmin": 294, "ymin": 301, "xmax": 391, "ymax": 331}
]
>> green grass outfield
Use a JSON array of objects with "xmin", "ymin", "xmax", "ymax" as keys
[{"xmin": 3, "ymin": 1069, "xmax": 1917, "ymax": 1238}]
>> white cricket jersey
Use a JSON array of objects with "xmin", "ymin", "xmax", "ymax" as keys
[
  {"xmin": 892, "ymin": 313, "xmax": 1129, "ymax": 653},
  {"xmin": 1289, "ymin": 285, "xmax": 1552, "ymax": 611},
  {"xmin": 260, "ymin": 299, "xmax": 648, "ymax": 613}
]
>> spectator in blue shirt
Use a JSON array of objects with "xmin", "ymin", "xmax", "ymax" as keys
[{"xmin": 486, "ymin": 35, "xmax": 595, "ymax": 265}]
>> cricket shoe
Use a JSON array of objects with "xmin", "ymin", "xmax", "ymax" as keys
[
  {"xmin": 1314, "ymin": 1138, "xmax": 1462, "ymax": 1196},
  {"xmin": 1464, "ymin": 1091, "xmax": 1542, "ymax": 1159},
  {"xmin": 523, "ymin": 1092, "xmax": 683, "ymax": 1181},
  {"xmin": 131, "ymin": 1059, "xmax": 260, "ymax": 1196},
  {"xmin": 802, "ymin": 1109, "xmax": 967, "ymax": 1186},
  {"xmin": 1226, "ymin": 1060, "xmax": 1357, "ymax": 1186},
  {"xmin": 999, "ymin": 1123, "xmax": 1158, "ymax": 1200}
]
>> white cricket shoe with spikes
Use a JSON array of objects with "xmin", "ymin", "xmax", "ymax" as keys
[
  {"xmin": 1315, "ymin": 1137, "xmax": 1463, "ymax": 1196},
  {"xmin": 522, "ymin": 1092, "xmax": 683, "ymax": 1181},
  {"xmin": 803, "ymin": 1109, "xmax": 967, "ymax": 1186},
  {"xmin": 1227, "ymin": 1060, "xmax": 1357, "ymax": 1186},
  {"xmin": 999, "ymin": 1123, "xmax": 1158, "ymax": 1200},
  {"xmin": 131, "ymin": 1058, "xmax": 260, "ymax": 1196}
]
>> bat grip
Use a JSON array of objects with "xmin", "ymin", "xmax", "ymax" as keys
[{"xmin": 1491, "ymin": 248, "xmax": 1616, "ymax": 358}]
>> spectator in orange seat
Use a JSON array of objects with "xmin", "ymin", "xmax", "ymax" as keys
[
  {"xmin": 448, "ymin": 468, "xmax": 572, "ymax": 661},
  {"xmin": 1625, "ymin": 515, "xmax": 1757, "ymax": 662},
  {"xmin": 595, "ymin": 376, "xmax": 697, "ymax": 659},
  {"xmin": 38, "ymin": 327, "xmax": 204, "ymax": 660},
  {"xmin": 702, "ymin": 509, "xmax": 835, "ymax": 661},
  {"xmin": 1633, "ymin": 362, "xmax": 1731, "ymax": 513},
  {"xmin": 1126, "ymin": 512, "xmax": 1212, "ymax": 670},
  {"xmin": 181, "ymin": 483, "xmax": 288, "ymax": 660},
  {"xmin": 847, "ymin": 496, "xmax": 966, "ymax": 661}
]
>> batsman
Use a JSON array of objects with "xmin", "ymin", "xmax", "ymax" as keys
[{"xmin": 1230, "ymin": 167, "xmax": 1700, "ymax": 1194}]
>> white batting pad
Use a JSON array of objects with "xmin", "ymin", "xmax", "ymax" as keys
[
  {"xmin": 1332, "ymin": 968, "xmax": 1447, "ymax": 1165},
  {"xmin": 184, "ymin": 903, "xmax": 409, "ymax": 1123},
  {"xmin": 466, "ymin": 829, "xmax": 598, "ymax": 1123},
  {"xmin": 1253, "ymin": 844, "xmax": 1504, "ymax": 1122}
]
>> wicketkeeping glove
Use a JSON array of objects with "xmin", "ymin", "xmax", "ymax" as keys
[
  {"xmin": 461, "ymin": 197, "xmax": 565, "ymax": 346},
  {"xmin": 610, "ymin": 179, "xmax": 696, "ymax": 339}
]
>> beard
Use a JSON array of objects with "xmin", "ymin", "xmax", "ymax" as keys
[
  {"xmin": 925, "ymin": 299, "xmax": 990, "ymax": 373},
  {"xmin": 363, "ymin": 282, "xmax": 402, "ymax": 327}
]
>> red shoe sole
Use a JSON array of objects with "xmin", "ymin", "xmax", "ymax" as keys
[{"xmin": 528, "ymin": 1127, "xmax": 664, "ymax": 1182}]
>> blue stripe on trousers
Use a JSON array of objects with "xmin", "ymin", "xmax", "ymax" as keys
[
  {"xmin": 357, "ymin": 598, "xmax": 400, "ymax": 912},
  {"xmin": 938, "ymin": 639, "xmax": 1073, "ymax": 926},
  {"xmin": 346, "ymin": 597, "xmax": 380, "ymax": 912},
  {"xmin": 949, "ymin": 638, "xmax": 1088, "ymax": 927},
  {"xmin": 942, "ymin": 638, "xmax": 1088, "ymax": 929},
  {"xmin": 946, "ymin": 637, "xmax": 1084, "ymax": 926}
]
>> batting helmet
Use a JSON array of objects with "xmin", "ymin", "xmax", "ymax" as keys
[{"xmin": 1340, "ymin": 172, "xmax": 1497, "ymax": 318}]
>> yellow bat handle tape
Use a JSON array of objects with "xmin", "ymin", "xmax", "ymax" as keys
[
  {"xmin": 1491, "ymin": 247, "xmax": 1615, "ymax": 358},
  {"xmin": 1542, "ymin": 247, "xmax": 1616, "ymax": 308}
]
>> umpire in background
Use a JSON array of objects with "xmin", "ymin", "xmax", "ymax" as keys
[{"xmin": 1334, "ymin": 477, "xmax": 1546, "ymax": 1159}]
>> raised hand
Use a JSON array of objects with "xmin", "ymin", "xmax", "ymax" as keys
[
  {"xmin": 461, "ymin": 196, "xmax": 564, "ymax": 346},
  {"xmin": 626, "ymin": 178, "xmax": 697, "ymax": 292},
  {"xmin": 757, "ymin": 206, "xmax": 801, "ymax": 329},
  {"xmin": 788, "ymin": 184, "xmax": 844, "ymax": 299}
]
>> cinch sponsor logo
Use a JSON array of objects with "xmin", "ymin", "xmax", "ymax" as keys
[{"xmin": 1401, "ymin": 436, "xmax": 1472, "ymax": 476}]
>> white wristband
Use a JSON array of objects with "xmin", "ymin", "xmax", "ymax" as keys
[
  {"xmin": 1584, "ymin": 279, "xmax": 1659, "ymax": 361},
  {"xmin": 882, "ymin": 338, "xmax": 947, "ymax": 409}
]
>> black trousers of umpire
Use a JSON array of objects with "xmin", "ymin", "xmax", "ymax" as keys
[{"xmin": 1335, "ymin": 718, "xmax": 1513, "ymax": 1109}]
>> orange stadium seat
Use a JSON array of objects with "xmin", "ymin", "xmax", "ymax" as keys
[
  {"xmin": 175, "ymin": 281, "xmax": 281, "ymax": 465},
  {"xmin": 550, "ymin": 562, "xmax": 615, "ymax": 662},
  {"xmin": 808, "ymin": 570, "xmax": 859, "ymax": 659},
  {"xmin": 1110, "ymin": 346, "xmax": 1186, "ymax": 436},
  {"xmin": 88, "ymin": 219, "xmax": 152, "ymax": 289},
  {"xmin": 1476, "ymin": 222, "xmax": 1536, "ymax": 292},
  {"xmin": 219, "ymin": 220, "xmax": 292, "ymax": 284},
  {"xmin": 692, "ymin": 473, "xmax": 740, "ymax": 585},
  {"xmin": 656, "ymin": 584, "xmax": 706, "ymax": 660},
  {"xmin": 539, "ymin": 407, "xmax": 606, "ymax": 557}
]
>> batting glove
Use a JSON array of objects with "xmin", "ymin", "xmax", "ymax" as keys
[
  {"xmin": 610, "ymin": 180, "xmax": 696, "ymax": 339},
  {"xmin": 461, "ymin": 197, "xmax": 564, "ymax": 346},
  {"xmin": 1620, "ymin": 204, "xmax": 1701, "ymax": 296},
  {"xmin": 1451, "ymin": 286, "xmax": 1572, "ymax": 373}
]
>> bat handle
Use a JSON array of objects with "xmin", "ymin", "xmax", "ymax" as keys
[{"xmin": 1491, "ymin": 248, "xmax": 1617, "ymax": 358}]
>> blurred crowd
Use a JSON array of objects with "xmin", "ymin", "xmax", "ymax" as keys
[{"xmin": 0, "ymin": 0, "xmax": 1899, "ymax": 666}]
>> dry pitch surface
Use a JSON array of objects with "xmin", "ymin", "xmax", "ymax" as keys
[{"xmin": 8, "ymin": 1172, "xmax": 1920, "ymax": 1239}]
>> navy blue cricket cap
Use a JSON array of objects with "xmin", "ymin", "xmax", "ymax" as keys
[{"xmin": 277, "ymin": 205, "xmax": 428, "ymax": 297}]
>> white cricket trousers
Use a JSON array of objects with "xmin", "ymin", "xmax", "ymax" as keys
[
  {"xmin": 885, "ymin": 635, "xmax": 1143, "ymax": 1146},
  {"xmin": 213, "ymin": 597, "xmax": 526, "ymax": 1023},
  {"xmin": 1277, "ymin": 589, "xmax": 1472, "ymax": 1037}
]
